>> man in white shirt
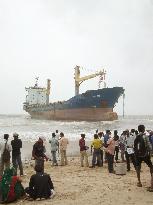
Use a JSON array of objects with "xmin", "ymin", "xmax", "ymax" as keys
[
  {"xmin": 0, "ymin": 134, "xmax": 12, "ymax": 175},
  {"xmin": 125, "ymin": 129, "xmax": 136, "ymax": 171}
]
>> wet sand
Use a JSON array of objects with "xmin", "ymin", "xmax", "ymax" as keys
[{"xmin": 15, "ymin": 156, "xmax": 153, "ymax": 205}]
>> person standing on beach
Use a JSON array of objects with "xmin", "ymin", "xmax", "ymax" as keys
[
  {"xmin": 134, "ymin": 125, "xmax": 153, "ymax": 191},
  {"xmin": 119, "ymin": 131, "xmax": 126, "ymax": 162},
  {"xmin": 114, "ymin": 130, "xmax": 119, "ymax": 162},
  {"xmin": 59, "ymin": 132, "xmax": 69, "ymax": 166},
  {"xmin": 49, "ymin": 133, "xmax": 59, "ymax": 166},
  {"xmin": 90, "ymin": 134, "xmax": 102, "ymax": 168},
  {"xmin": 148, "ymin": 131, "xmax": 153, "ymax": 155},
  {"xmin": 105, "ymin": 136, "xmax": 116, "ymax": 173},
  {"xmin": 124, "ymin": 129, "xmax": 136, "ymax": 171},
  {"xmin": 32, "ymin": 137, "xmax": 48, "ymax": 170},
  {"xmin": 103, "ymin": 130, "xmax": 111, "ymax": 162},
  {"xmin": 79, "ymin": 134, "xmax": 89, "ymax": 167},
  {"xmin": 55, "ymin": 130, "xmax": 60, "ymax": 140},
  {"xmin": 0, "ymin": 134, "xmax": 12, "ymax": 175},
  {"xmin": 98, "ymin": 132, "xmax": 104, "ymax": 166},
  {"xmin": 11, "ymin": 133, "xmax": 24, "ymax": 176}
]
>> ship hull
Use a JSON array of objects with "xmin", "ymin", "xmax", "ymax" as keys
[
  {"xmin": 27, "ymin": 108, "xmax": 118, "ymax": 121},
  {"xmin": 24, "ymin": 87, "xmax": 124, "ymax": 121}
]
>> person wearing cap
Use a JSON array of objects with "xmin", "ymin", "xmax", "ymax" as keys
[
  {"xmin": 79, "ymin": 134, "xmax": 89, "ymax": 167},
  {"xmin": 0, "ymin": 134, "xmax": 12, "ymax": 175},
  {"xmin": 49, "ymin": 133, "xmax": 59, "ymax": 166},
  {"xmin": 11, "ymin": 133, "xmax": 24, "ymax": 176}
]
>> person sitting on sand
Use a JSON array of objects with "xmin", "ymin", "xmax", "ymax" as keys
[
  {"xmin": 25, "ymin": 164, "xmax": 55, "ymax": 200},
  {"xmin": 134, "ymin": 124, "xmax": 153, "ymax": 191},
  {"xmin": 0, "ymin": 167, "xmax": 25, "ymax": 203},
  {"xmin": 79, "ymin": 134, "xmax": 89, "ymax": 167}
]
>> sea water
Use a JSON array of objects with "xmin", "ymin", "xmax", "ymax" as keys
[
  {"xmin": 0, "ymin": 114, "xmax": 153, "ymax": 141},
  {"xmin": 0, "ymin": 114, "xmax": 153, "ymax": 159}
]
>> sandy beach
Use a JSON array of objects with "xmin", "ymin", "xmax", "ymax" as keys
[{"xmin": 14, "ymin": 155, "xmax": 153, "ymax": 205}]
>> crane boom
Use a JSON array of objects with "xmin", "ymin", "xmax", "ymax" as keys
[
  {"xmin": 75, "ymin": 72, "xmax": 103, "ymax": 82},
  {"xmin": 74, "ymin": 66, "xmax": 106, "ymax": 96}
]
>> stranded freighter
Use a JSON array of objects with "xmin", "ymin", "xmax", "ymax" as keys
[{"xmin": 23, "ymin": 66, "xmax": 124, "ymax": 121}]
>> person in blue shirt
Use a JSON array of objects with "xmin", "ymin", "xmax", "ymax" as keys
[{"xmin": 104, "ymin": 130, "xmax": 111, "ymax": 146}]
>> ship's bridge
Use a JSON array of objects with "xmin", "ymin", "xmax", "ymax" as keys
[{"xmin": 25, "ymin": 86, "xmax": 48, "ymax": 105}]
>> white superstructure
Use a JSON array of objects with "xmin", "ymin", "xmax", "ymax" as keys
[{"xmin": 25, "ymin": 79, "xmax": 50, "ymax": 105}]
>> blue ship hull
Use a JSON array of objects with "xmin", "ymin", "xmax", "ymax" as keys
[{"xmin": 24, "ymin": 87, "xmax": 124, "ymax": 121}]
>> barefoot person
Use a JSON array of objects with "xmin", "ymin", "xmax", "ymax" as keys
[{"xmin": 134, "ymin": 124, "xmax": 153, "ymax": 191}]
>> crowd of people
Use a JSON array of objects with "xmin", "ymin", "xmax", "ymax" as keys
[
  {"xmin": 79, "ymin": 125, "xmax": 153, "ymax": 191},
  {"xmin": 0, "ymin": 125, "xmax": 153, "ymax": 203}
]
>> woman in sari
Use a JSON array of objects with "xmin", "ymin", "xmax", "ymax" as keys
[{"xmin": 0, "ymin": 167, "xmax": 25, "ymax": 203}]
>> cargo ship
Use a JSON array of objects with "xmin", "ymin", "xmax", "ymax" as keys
[{"xmin": 23, "ymin": 66, "xmax": 124, "ymax": 121}]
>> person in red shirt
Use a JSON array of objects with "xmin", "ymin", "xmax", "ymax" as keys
[{"xmin": 79, "ymin": 134, "xmax": 89, "ymax": 167}]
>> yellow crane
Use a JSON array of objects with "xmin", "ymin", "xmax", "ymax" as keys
[{"xmin": 74, "ymin": 65, "xmax": 106, "ymax": 96}]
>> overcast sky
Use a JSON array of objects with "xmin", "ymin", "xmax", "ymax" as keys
[{"xmin": 0, "ymin": 0, "xmax": 153, "ymax": 115}]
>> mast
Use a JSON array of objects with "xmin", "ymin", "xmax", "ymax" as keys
[
  {"xmin": 46, "ymin": 79, "xmax": 51, "ymax": 104},
  {"xmin": 74, "ymin": 66, "xmax": 106, "ymax": 96}
]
